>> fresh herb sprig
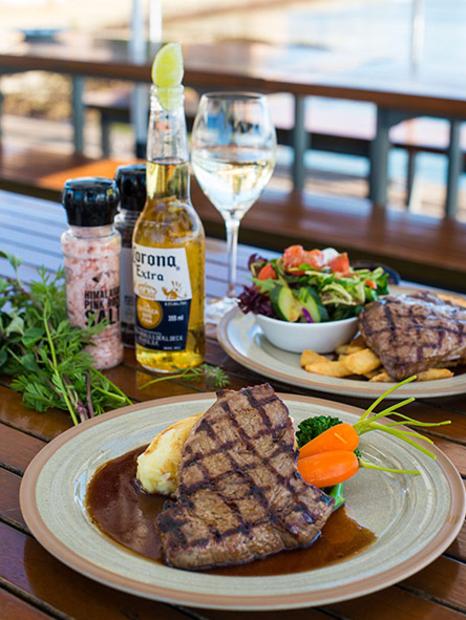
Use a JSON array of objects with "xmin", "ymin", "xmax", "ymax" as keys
[
  {"xmin": 140, "ymin": 363, "xmax": 230, "ymax": 390},
  {"xmin": 0, "ymin": 252, "xmax": 132, "ymax": 425}
]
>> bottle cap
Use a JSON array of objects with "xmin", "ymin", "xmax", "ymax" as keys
[
  {"xmin": 115, "ymin": 164, "xmax": 147, "ymax": 212},
  {"xmin": 62, "ymin": 177, "xmax": 120, "ymax": 227}
]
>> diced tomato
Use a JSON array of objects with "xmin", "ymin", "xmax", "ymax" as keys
[
  {"xmin": 283, "ymin": 245, "xmax": 324, "ymax": 273},
  {"xmin": 365, "ymin": 279, "xmax": 377, "ymax": 289},
  {"xmin": 257, "ymin": 263, "xmax": 277, "ymax": 280},
  {"xmin": 328, "ymin": 252, "xmax": 351, "ymax": 275},
  {"xmin": 283, "ymin": 245, "xmax": 305, "ymax": 267}
]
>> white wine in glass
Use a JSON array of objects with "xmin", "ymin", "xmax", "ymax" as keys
[{"xmin": 191, "ymin": 93, "xmax": 276, "ymax": 322}]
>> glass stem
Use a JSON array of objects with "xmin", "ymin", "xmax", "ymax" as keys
[{"xmin": 225, "ymin": 217, "xmax": 240, "ymax": 298}]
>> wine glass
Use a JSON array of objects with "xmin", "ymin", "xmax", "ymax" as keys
[{"xmin": 191, "ymin": 92, "xmax": 276, "ymax": 322}]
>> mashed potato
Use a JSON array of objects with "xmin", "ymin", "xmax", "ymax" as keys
[{"xmin": 136, "ymin": 413, "xmax": 202, "ymax": 496}]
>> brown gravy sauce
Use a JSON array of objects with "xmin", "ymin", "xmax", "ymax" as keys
[{"xmin": 86, "ymin": 446, "xmax": 375, "ymax": 576}]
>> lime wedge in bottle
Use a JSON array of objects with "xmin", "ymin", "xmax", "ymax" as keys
[{"xmin": 151, "ymin": 41, "xmax": 184, "ymax": 87}]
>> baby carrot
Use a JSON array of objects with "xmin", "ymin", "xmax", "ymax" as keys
[
  {"xmin": 299, "ymin": 422, "xmax": 359, "ymax": 459},
  {"xmin": 297, "ymin": 451, "xmax": 359, "ymax": 488}
]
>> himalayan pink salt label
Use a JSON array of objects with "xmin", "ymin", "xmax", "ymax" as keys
[
  {"xmin": 84, "ymin": 286, "xmax": 120, "ymax": 325},
  {"xmin": 63, "ymin": 245, "xmax": 123, "ymax": 369}
]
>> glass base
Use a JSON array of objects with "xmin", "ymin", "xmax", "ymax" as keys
[{"xmin": 205, "ymin": 296, "xmax": 238, "ymax": 324}]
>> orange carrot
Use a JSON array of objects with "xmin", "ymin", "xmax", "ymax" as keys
[
  {"xmin": 297, "ymin": 451, "xmax": 359, "ymax": 488},
  {"xmin": 299, "ymin": 423, "xmax": 359, "ymax": 459}
]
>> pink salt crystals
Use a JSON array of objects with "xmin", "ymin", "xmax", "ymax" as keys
[{"xmin": 61, "ymin": 178, "xmax": 124, "ymax": 369}]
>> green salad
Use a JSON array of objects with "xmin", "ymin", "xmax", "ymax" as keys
[{"xmin": 238, "ymin": 245, "xmax": 389, "ymax": 322}]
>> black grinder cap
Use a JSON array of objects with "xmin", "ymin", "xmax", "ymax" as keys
[
  {"xmin": 115, "ymin": 164, "xmax": 147, "ymax": 211},
  {"xmin": 62, "ymin": 177, "xmax": 120, "ymax": 227}
]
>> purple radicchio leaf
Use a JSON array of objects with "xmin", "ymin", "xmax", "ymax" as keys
[{"xmin": 237, "ymin": 285, "xmax": 274, "ymax": 317}]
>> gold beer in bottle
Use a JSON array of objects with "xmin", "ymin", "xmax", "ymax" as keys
[{"xmin": 133, "ymin": 72, "xmax": 205, "ymax": 372}]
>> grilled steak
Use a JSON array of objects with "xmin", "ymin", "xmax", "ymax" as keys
[
  {"xmin": 157, "ymin": 384, "xmax": 334, "ymax": 570},
  {"xmin": 359, "ymin": 292, "xmax": 466, "ymax": 380}
]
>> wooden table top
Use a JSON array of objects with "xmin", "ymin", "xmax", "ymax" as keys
[
  {"xmin": 1, "ymin": 33, "xmax": 466, "ymax": 117},
  {"xmin": 0, "ymin": 190, "xmax": 465, "ymax": 620}
]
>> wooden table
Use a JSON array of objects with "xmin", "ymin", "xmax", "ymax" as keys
[
  {"xmin": 0, "ymin": 34, "xmax": 465, "ymax": 214},
  {"xmin": 1, "ymin": 191, "xmax": 465, "ymax": 620}
]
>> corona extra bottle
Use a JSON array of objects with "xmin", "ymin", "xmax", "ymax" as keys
[{"xmin": 132, "ymin": 44, "xmax": 205, "ymax": 372}]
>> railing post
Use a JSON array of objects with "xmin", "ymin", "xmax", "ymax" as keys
[
  {"xmin": 131, "ymin": 83, "xmax": 149, "ymax": 158},
  {"xmin": 445, "ymin": 119, "xmax": 461, "ymax": 219},
  {"xmin": 71, "ymin": 76, "xmax": 85, "ymax": 155},
  {"xmin": 291, "ymin": 95, "xmax": 309, "ymax": 192},
  {"xmin": 369, "ymin": 106, "xmax": 391, "ymax": 205},
  {"xmin": 406, "ymin": 150, "xmax": 417, "ymax": 208}
]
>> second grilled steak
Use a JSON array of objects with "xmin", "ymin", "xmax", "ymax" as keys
[
  {"xmin": 359, "ymin": 292, "xmax": 466, "ymax": 380},
  {"xmin": 157, "ymin": 384, "xmax": 334, "ymax": 570}
]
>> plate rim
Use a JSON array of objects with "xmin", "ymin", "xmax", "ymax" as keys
[
  {"xmin": 20, "ymin": 393, "xmax": 466, "ymax": 610},
  {"xmin": 217, "ymin": 306, "xmax": 466, "ymax": 399}
]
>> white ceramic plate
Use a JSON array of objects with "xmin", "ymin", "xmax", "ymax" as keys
[
  {"xmin": 218, "ymin": 285, "xmax": 466, "ymax": 399},
  {"xmin": 20, "ymin": 394, "xmax": 465, "ymax": 610}
]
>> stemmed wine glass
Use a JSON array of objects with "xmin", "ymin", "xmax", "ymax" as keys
[{"xmin": 191, "ymin": 92, "xmax": 276, "ymax": 322}]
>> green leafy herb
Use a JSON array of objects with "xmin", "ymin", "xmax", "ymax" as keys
[
  {"xmin": 0, "ymin": 253, "xmax": 132, "ymax": 425},
  {"xmin": 140, "ymin": 363, "xmax": 230, "ymax": 391}
]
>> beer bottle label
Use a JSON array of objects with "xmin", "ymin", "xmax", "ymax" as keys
[{"xmin": 133, "ymin": 244, "xmax": 192, "ymax": 351}]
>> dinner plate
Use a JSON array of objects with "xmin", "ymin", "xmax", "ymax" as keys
[
  {"xmin": 20, "ymin": 394, "xmax": 465, "ymax": 610},
  {"xmin": 218, "ymin": 285, "xmax": 466, "ymax": 399}
]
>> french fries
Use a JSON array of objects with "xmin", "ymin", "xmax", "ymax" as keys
[
  {"xmin": 301, "ymin": 339, "xmax": 455, "ymax": 383},
  {"xmin": 417, "ymin": 368, "xmax": 454, "ymax": 381},
  {"xmin": 369, "ymin": 370, "xmax": 392, "ymax": 382},
  {"xmin": 335, "ymin": 335, "xmax": 366, "ymax": 356},
  {"xmin": 344, "ymin": 349, "xmax": 381, "ymax": 375},
  {"xmin": 300, "ymin": 350, "xmax": 328, "ymax": 367},
  {"xmin": 305, "ymin": 360, "xmax": 351, "ymax": 378}
]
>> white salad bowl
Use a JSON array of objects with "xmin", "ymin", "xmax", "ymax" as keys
[{"xmin": 255, "ymin": 314, "xmax": 358, "ymax": 353}]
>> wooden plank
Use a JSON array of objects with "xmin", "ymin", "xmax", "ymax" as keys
[
  {"xmin": 423, "ymin": 394, "xmax": 466, "ymax": 417},
  {"xmin": 325, "ymin": 587, "xmax": 464, "ymax": 620},
  {"xmin": 0, "ymin": 522, "xmax": 195, "ymax": 620},
  {"xmin": 197, "ymin": 607, "xmax": 333, "ymax": 619},
  {"xmin": 447, "ymin": 512, "xmax": 466, "ymax": 562},
  {"xmin": 0, "ymin": 467, "xmax": 26, "ymax": 530},
  {"xmin": 0, "ymin": 424, "xmax": 46, "ymax": 473},
  {"xmin": 429, "ymin": 438, "xmax": 466, "ymax": 477},
  {"xmin": 103, "ymin": 364, "xmax": 202, "ymax": 403},
  {"xmin": 402, "ymin": 555, "xmax": 466, "ymax": 611},
  {"xmin": 0, "ymin": 588, "xmax": 53, "ymax": 620},
  {"xmin": 0, "ymin": 385, "xmax": 71, "ymax": 441}
]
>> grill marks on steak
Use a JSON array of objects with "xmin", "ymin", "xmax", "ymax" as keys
[
  {"xmin": 359, "ymin": 292, "xmax": 466, "ymax": 380},
  {"xmin": 157, "ymin": 384, "xmax": 334, "ymax": 570}
]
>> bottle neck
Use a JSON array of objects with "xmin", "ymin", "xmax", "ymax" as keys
[
  {"xmin": 116, "ymin": 208, "xmax": 142, "ymax": 222},
  {"xmin": 146, "ymin": 85, "xmax": 190, "ymax": 203}
]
